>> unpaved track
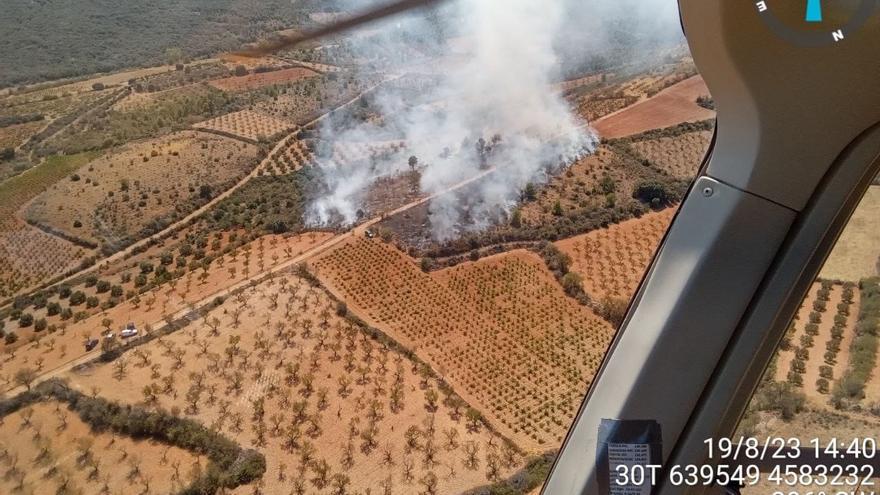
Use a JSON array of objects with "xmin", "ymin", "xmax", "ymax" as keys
[
  {"xmin": 4, "ymin": 164, "xmax": 495, "ymax": 397},
  {"xmin": 46, "ymin": 78, "xmax": 393, "ymax": 289}
]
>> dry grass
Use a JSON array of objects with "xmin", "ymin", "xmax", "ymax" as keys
[
  {"xmin": 819, "ymin": 186, "xmax": 880, "ymax": 282},
  {"xmin": 26, "ymin": 131, "xmax": 259, "ymax": 250},
  {"xmin": 0, "ymin": 121, "xmax": 45, "ymax": 150}
]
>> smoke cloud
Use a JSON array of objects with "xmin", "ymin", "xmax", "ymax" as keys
[{"xmin": 307, "ymin": 0, "xmax": 684, "ymax": 240}]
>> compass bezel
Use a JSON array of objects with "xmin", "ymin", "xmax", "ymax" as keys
[{"xmin": 755, "ymin": 0, "xmax": 878, "ymax": 46}]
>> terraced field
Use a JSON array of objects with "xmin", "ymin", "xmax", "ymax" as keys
[
  {"xmin": 0, "ymin": 153, "xmax": 96, "ymax": 300},
  {"xmin": 193, "ymin": 110, "xmax": 296, "ymax": 143},
  {"xmin": 555, "ymin": 208, "xmax": 675, "ymax": 306},
  {"xmin": 314, "ymin": 238, "xmax": 614, "ymax": 450},
  {"xmin": 26, "ymin": 131, "xmax": 259, "ymax": 251}
]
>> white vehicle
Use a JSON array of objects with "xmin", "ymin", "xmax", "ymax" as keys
[{"xmin": 120, "ymin": 323, "xmax": 138, "ymax": 338}]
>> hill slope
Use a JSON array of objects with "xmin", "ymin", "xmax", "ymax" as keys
[{"xmin": 0, "ymin": 0, "xmax": 334, "ymax": 88}]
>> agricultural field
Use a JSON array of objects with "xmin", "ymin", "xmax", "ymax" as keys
[
  {"xmin": 774, "ymin": 282, "xmax": 862, "ymax": 404},
  {"xmin": 376, "ymin": 143, "xmax": 688, "ymax": 261},
  {"xmin": 209, "ymin": 67, "xmax": 319, "ymax": 92},
  {"xmin": 39, "ymin": 84, "xmax": 238, "ymax": 156},
  {"xmin": 592, "ymin": 76, "xmax": 715, "ymax": 139},
  {"xmin": 566, "ymin": 58, "xmax": 697, "ymax": 122},
  {"xmin": 624, "ymin": 123, "xmax": 714, "ymax": 179},
  {"xmin": 0, "ymin": 153, "xmax": 96, "ymax": 301},
  {"xmin": 0, "ymin": 401, "xmax": 204, "ymax": 494},
  {"xmin": 64, "ymin": 271, "xmax": 522, "ymax": 494},
  {"xmin": 313, "ymin": 238, "xmax": 614, "ymax": 450},
  {"xmin": 0, "ymin": 232, "xmax": 333, "ymax": 381},
  {"xmin": 740, "ymin": 277, "xmax": 880, "ymax": 487},
  {"xmin": 0, "ymin": 89, "xmax": 111, "ymax": 122},
  {"xmin": 555, "ymin": 208, "xmax": 676, "ymax": 311},
  {"xmin": 263, "ymin": 138, "xmax": 316, "ymax": 175},
  {"xmin": 819, "ymin": 186, "xmax": 880, "ymax": 282},
  {"xmin": 253, "ymin": 73, "xmax": 382, "ymax": 125},
  {"xmin": 0, "ymin": 4, "xmax": 759, "ymax": 494},
  {"xmin": 131, "ymin": 61, "xmax": 231, "ymax": 93},
  {"xmin": 219, "ymin": 54, "xmax": 290, "ymax": 71},
  {"xmin": 193, "ymin": 110, "xmax": 296, "ymax": 143},
  {"xmin": 0, "ymin": 120, "xmax": 45, "ymax": 151},
  {"xmin": 26, "ymin": 131, "xmax": 259, "ymax": 251}
]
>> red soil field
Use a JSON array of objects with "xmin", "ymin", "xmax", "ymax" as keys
[
  {"xmin": 556, "ymin": 208, "xmax": 676, "ymax": 303},
  {"xmin": 68, "ymin": 273, "xmax": 518, "ymax": 495},
  {"xmin": 313, "ymin": 239, "xmax": 614, "ymax": 450},
  {"xmin": 0, "ymin": 401, "xmax": 202, "ymax": 494},
  {"xmin": 592, "ymin": 76, "xmax": 714, "ymax": 139},
  {"xmin": 209, "ymin": 67, "xmax": 319, "ymax": 92}
]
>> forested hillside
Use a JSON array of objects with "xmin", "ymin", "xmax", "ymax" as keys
[{"xmin": 0, "ymin": 0, "xmax": 336, "ymax": 88}]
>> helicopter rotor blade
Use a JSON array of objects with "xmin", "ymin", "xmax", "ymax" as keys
[{"xmin": 234, "ymin": 0, "xmax": 448, "ymax": 57}]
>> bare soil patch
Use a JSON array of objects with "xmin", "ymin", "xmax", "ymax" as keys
[
  {"xmin": 0, "ymin": 401, "xmax": 202, "ymax": 494},
  {"xmin": 592, "ymin": 76, "xmax": 715, "ymax": 139}
]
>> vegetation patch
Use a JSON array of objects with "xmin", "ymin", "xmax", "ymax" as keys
[
  {"xmin": 0, "ymin": 152, "xmax": 97, "ymax": 301},
  {"xmin": 833, "ymin": 277, "xmax": 879, "ymax": 408},
  {"xmin": 0, "ymin": 378, "xmax": 265, "ymax": 494}
]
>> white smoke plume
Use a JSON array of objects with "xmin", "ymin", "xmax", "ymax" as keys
[{"xmin": 307, "ymin": 0, "xmax": 683, "ymax": 240}]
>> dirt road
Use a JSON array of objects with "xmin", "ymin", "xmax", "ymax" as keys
[
  {"xmin": 45, "ymin": 78, "xmax": 393, "ymax": 289},
  {"xmin": 3, "ymin": 163, "xmax": 495, "ymax": 397}
]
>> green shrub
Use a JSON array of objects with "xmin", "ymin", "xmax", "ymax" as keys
[
  {"xmin": 0, "ymin": 379, "xmax": 265, "ymax": 494},
  {"xmin": 633, "ymin": 181, "xmax": 674, "ymax": 208},
  {"xmin": 799, "ymin": 334, "xmax": 814, "ymax": 348},
  {"xmin": 754, "ymin": 381, "xmax": 805, "ymax": 419},
  {"xmin": 18, "ymin": 313, "xmax": 34, "ymax": 327}
]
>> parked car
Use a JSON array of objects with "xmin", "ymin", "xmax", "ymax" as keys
[
  {"xmin": 84, "ymin": 338, "xmax": 99, "ymax": 351},
  {"xmin": 120, "ymin": 322, "xmax": 138, "ymax": 338}
]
